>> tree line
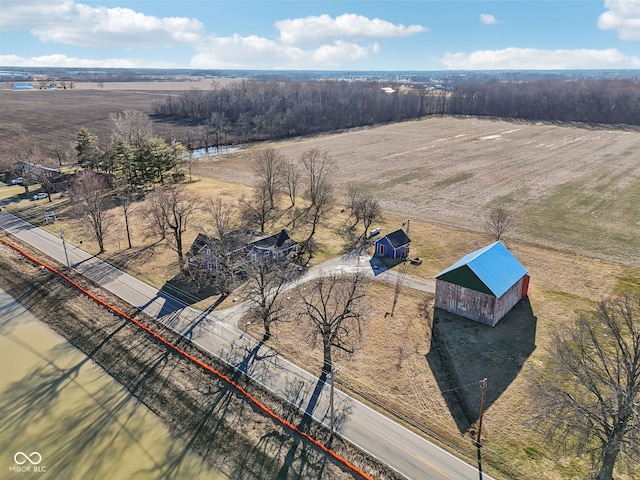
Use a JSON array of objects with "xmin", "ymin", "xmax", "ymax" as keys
[
  {"xmin": 153, "ymin": 78, "xmax": 639, "ymax": 150},
  {"xmin": 450, "ymin": 78, "xmax": 640, "ymax": 126}
]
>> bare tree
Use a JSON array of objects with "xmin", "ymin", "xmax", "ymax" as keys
[
  {"xmin": 203, "ymin": 197, "xmax": 239, "ymax": 240},
  {"xmin": 244, "ymin": 257, "xmax": 295, "ymax": 341},
  {"xmin": 240, "ymin": 185, "xmax": 275, "ymax": 233},
  {"xmin": 301, "ymin": 149, "xmax": 334, "ymax": 257},
  {"xmin": 70, "ymin": 171, "xmax": 113, "ymax": 253},
  {"xmin": 5, "ymin": 125, "xmax": 39, "ymax": 193},
  {"xmin": 282, "ymin": 158, "xmax": 300, "ymax": 208},
  {"xmin": 110, "ymin": 109, "xmax": 153, "ymax": 146},
  {"xmin": 298, "ymin": 272, "xmax": 366, "ymax": 373},
  {"xmin": 51, "ymin": 141, "xmax": 74, "ymax": 167},
  {"xmin": 113, "ymin": 177, "xmax": 136, "ymax": 249},
  {"xmin": 11, "ymin": 161, "xmax": 37, "ymax": 194},
  {"xmin": 483, "ymin": 207, "xmax": 514, "ymax": 241},
  {"xmin": 33, "ymin": 168, "xmax": 55, "ymax": 202},
  {"xmin": 253, "ymin": 148, "xmax": 284, "ymax": 210},
  {"xmin": 208, "ymin": 111, "xmax": 229, "ymax": 150},
  {"xmin": 146, "ymin": 184, "xmax": 199, "ymax": 271},
  {"xmin": 346, "ymin": 184, "xmax": 382, "ymax": 241},
  {"xmin": 530, "ymin": 294, "xmax": 640, "ymax": 480},
  {"xmin": 210, "ymin": 240, "xmax": 245, "ymax": 297},
  {"xmin": 181, "ymin": 127, "xmax": 196, "ymax": 182}
]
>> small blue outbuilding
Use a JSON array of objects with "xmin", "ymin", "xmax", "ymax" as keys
[
  {"xmin": 434, "ymin": 241, "xmax": 529, "ymax": 326},
  {"xmin": 12, "ymin": 82, "xmax": 34, "ymax": 91},
  {"xmin": 374, "ymin": 228, "xmax": 411, "ymax": 259}
]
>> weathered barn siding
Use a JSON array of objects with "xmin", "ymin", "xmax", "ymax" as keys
[
  {"xmin": 493, "ymin": 277, "xmax": 526, "ymax": 323},
  {"xmin": 435, "ymin": 276, "xmax": 526, "ymax": 327},
  {"xmin": 435, "ymin": 281, "xmax": 496, "ymax": 326}
]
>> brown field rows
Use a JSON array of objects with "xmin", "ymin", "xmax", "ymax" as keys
[{"xmin": 0, "ymin": 78, "xmax": 238, "ymax": 159}]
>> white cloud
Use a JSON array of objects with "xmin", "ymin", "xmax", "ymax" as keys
[
  {"xmin": 2, "ymin": 5, "xmax": 420, "ymax": 69},
  {"xmin": 0, "ymin": 53, "xmax": 180, "ymax": 69},
  {"xmin": 190, "ymin": 13, "xmax": 417, "ymax": 69},
  {"xmin": 275, "ymin": 13, "xmax": 426, "ymax": 46},
  {"xmin": 598, "ymin": 0, "xmax": 640, "ymax": 41},
  {"xmin": 439, "ymin": 47, "xmax": 640, "ymax": 69},
  {"xmin": 1, "ymin": 0, "xmax": 205, "ymax": 48},
  {"xmin": 480, "ymin": 14, "xmax": 499, "ymax": 25},
  {"xmin": 190, "ymin": 33, "xmax": 377, "ymax": 69}
]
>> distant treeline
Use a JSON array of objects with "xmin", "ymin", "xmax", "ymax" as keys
[
  {"xmin": 153, "ymin": 78, "xmax": 640, "ymax": 147},
  {"xmin": 451, "ymin": 78, "xmax": 639, "ymax": 125}
]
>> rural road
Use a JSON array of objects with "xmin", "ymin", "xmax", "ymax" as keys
[{"xmin": 0, "ymin": 210, "xmax": 491, "ymax": 480}]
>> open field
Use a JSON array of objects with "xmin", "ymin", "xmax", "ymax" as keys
[
  {"xmin": 0, "ymin": 78, "xmax": 242, "ymax": 160},
  {"xmin": 0, "ymin": 89, "xmax": 167, "ymax": 157},
  {"xmin": 193, "ymin": 117, "xmax": 640, "ymax": 268}
]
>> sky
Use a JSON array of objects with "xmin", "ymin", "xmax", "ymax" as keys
[{"xmin": 0, "ymin": 0, "xmax": 639, "ymax": 71}]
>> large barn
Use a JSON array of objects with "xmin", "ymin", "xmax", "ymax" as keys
[{"xmin": 434, "ymin": 242, "xmax": 529, "ymax": 327}]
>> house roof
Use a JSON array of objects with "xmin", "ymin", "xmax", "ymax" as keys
[
  {"xmin": 187, "ymin": 230, "xmax": 253, "ymax": 259},
  {"xmin": 379, "ymin": 229, "xmax": 411, "ymax": 249},
  {"xmin": 435, "ymin": 241, "xmax": 528, "ymax": 297},
  {"xmin": 187, "ymin": 229, "xmax": 297, "ymax": 260},
  {"xmin": 251, "ymin": 229, "xmax": 297, "ymax": 251}
]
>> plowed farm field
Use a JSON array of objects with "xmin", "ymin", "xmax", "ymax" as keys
[{"xmin": 193, "ymin": 117, "xmax": 640, "ymax": 268}]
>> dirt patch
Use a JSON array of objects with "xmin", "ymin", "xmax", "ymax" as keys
[{"xmin": 0, "ymin": 232, "xmax": 401, "ymax": 480}]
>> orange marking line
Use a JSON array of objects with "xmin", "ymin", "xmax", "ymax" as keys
[{"xmin": 0, "ymin": 238, "xmax": 375, "ymax": 480}]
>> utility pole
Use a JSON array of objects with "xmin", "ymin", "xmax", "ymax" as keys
[
  {"xmin": 327, "ymin": 369, "xmax": 335, "ymax": 438},
  {"xmin": 475, "ymin": 378, "xmax": 488, "ymax": 447},
  {"xmin": 391, "ymin": 219, "xmax": 410, "ymax": 317},
  {"xmin": 59, "ymin": 229, "xmax": 70, "ymax": 270}
]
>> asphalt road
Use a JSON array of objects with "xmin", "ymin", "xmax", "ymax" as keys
[{"xmin": 0, "ymin": 210, "xmax": 492, "ymax": 480}]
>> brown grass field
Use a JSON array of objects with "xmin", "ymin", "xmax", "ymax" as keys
[
  {"xmin": 2, "ymin": 85, "xmax": 640, "ymax": 479},
  {"xmin": 0, "ymin": 78, "xmax": 239, "ymax": 160}
]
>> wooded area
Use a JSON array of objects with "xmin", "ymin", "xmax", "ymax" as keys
[{"xmin": 153, "ymin": 78, "xmax": 640, "ymax": 149}]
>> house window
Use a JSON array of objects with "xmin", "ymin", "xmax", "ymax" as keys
[{"xmin": 377, "ymin": 244, "xmax": 385, "ymax": 255}]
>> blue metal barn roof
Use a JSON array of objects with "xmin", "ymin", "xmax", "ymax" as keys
[{"xmin": 435, "ymin": 241, "xmax": 528, "ymax": 297}]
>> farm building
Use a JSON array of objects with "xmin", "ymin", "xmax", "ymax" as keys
[
  {"xmin": 187, "ymin": 229, "xmax": 298, "ymax": 274},
  {"xmin": 12, "ymin": 82, "xmax": 34, "ymax": 91},
  {"xmin": 374, "ymin": 229, "xmax": 411, "ymax": 259},
  {"xmin": 434, "ymin": 242, "xmax": 529, "ymax": 327}
]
